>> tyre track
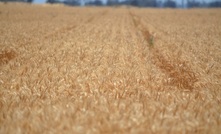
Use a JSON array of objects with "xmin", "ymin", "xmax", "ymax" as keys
[
  {"xmin": 129, "ymin": 10, "xmax": 198, "ymax": 90},
  {"xmin": 1, "ymin": 10, "xmax": 108, "ymax": 68},
  {"xmin": 141, "ymin": 13, "xmax": 220, "ymax": 84},
  {"xmin": 129, "ymin": 11, "xmax": 153, "ymax": 46},
  {"xmin": 44, "ymin": 10, "xmax": 108, "ymax": 40}
]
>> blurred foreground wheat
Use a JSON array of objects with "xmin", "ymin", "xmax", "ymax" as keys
[{"xmin": 0, "ymin": 3, "xmax": 221, "ymax": 134}]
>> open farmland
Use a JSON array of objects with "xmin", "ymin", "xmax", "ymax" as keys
[{"xmin": 0, "ymin": 3, "xmax": 221, "ymax": 133}]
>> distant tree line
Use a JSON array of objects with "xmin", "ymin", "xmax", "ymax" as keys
[
  {"xmin": 49, "ymin": 0, "xmax": 221, "ymax": 8},
  {"xmin": 0, "ymin": 0, "xmax": 221, "ymax": 8}
]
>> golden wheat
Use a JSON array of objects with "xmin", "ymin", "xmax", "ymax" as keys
[{"xmin": 0, "ymin": 3, "xmax": 221, "ymax": 134}]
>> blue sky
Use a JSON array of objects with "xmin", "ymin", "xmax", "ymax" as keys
[{"xmin": 34, "ymin": 0, "xmax": 46, "ymax": 4}]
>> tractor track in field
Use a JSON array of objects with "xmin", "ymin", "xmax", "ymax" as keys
[
  {"xmin": 0, "ymin": 10, "xmax": 109, "ymax": 67},
  {"xmin": 44, "ymin": 10, "xmax": 108, "ymax": 40},
  {"xmin": 129, "ymin": 10, "xmax": 198, "ymax": 90}
]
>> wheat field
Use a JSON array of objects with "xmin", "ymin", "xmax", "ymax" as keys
[{"xmin": 0, "ymin": 3, "xmax": 221, "ymax": 134}]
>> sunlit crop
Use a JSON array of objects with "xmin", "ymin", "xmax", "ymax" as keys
[{"xmin": 0, "ymin": 3, "xmax": 221, "ymax": 134}]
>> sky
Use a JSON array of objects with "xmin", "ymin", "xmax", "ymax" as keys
[{"xmin": 34, "ymin": 0, "xmax": 46, "ymax": 4}]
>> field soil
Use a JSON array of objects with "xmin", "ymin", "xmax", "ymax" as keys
[{"xmin": 0, "ymin": 3, "xmax": 221, "ymax": 134}]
